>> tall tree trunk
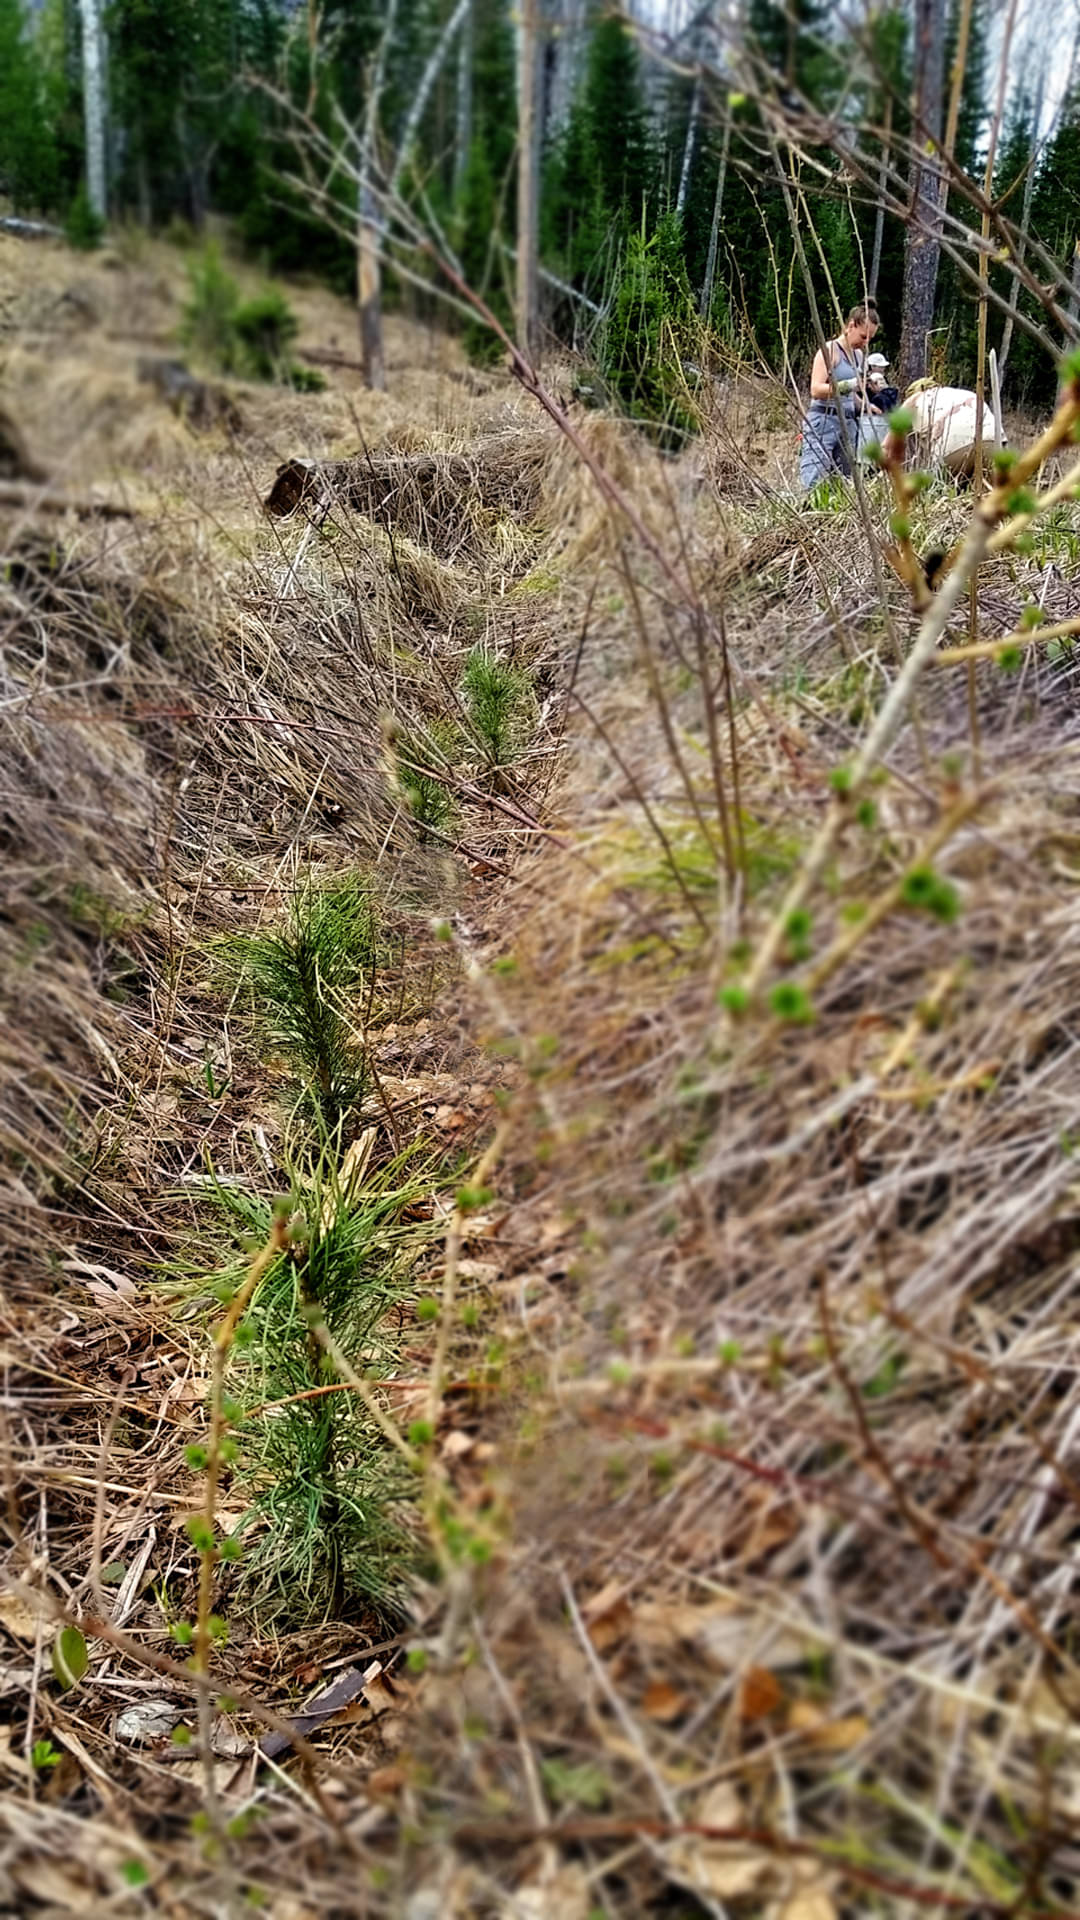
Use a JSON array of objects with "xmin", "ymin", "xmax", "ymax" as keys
[
  {"xmin": 1067, "ymin": 239, "xmax": 1080, "ymax": 330},
  {"xmin": 973, "ymin": 0, "xmax": 1020, "ymax": 489},
  {"xmin": 516, "ymin": 0, "xmax": 541, "ymax": 356},
  {"xmin": 898, "ymin": 0, "xmax": 947, "ymax": 392},
  {"xmin": 454, "ymin": 0, "xmax": 474, "ymax": 195},
  {"xmin": 390, "ymin": 0, "xmax": 471, "ymax": 196},
  {"xmin": 869, "ymin": 93, "xmax": 892, "ymax": 298},
  {"xmin": 698, "ymin": 111, "xmax": 731, "ymax": 320},
  {"xmin": 78, "ymin": 0, "xmax": 107, "ymax": 220},
  {"xmin": 357, "ymin": 185, "xmax": 385, "ymax": 392},
  {"xmin": 356, "ymin": 0, "xmax": 400, "ymax": 393},
  {"xmin": 941, "ymin": 0, "xmax": 973, "ymax": 166},
  {"xmin": 547, "ymin": 0, "xmax": 582, "ymax": 135},
  {"xmin": 997, "ymin": 72, "xmax": 1046, "ymax": 386},
  {"xmin": 676, "ymin": 71, "xmax": 702, "ymax": 217}
]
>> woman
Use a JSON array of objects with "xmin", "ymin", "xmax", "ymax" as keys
[{"xmin": 799, "ymin": 305, "xmax": 884, "ymax": 490}]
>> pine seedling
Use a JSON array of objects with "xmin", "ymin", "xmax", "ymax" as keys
[
  {"xmin": 394, "ymin": 721, "xmax": 460, "ymax": 839},
  {"xmin": 180, "ymin": 242, "xmax": 241, "ymax": 371},
  {"xmin": 231, "ymin": 288, "xmax": 299, "ymax": 382},
  {"xmin": 231, "ymin": 878, "xmax": 378, "ymax": 1127},
  {"xmin": 199, "ymin": 1150, "xmax": 433, "ymax": 1624},
  {"xmin": 461, "ymin": 647, "xmax": 536, "ymax": 776}
]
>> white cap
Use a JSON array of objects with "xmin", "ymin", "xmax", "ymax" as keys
[{"xmin": 867, "ymin": 352, "xmax": 889, "ymax": 368}]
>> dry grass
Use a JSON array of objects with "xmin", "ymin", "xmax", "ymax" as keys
[{"xmin": 4, "ymin": 230, "xmax": 1080, "ymax": 1918}]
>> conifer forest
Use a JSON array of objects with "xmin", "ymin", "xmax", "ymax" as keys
[{"xmin": 5, "ymin": 2, "xmax": 1080, "ymax": 1915}]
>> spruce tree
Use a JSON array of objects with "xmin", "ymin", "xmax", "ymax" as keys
[
  {"xmin": 582, "ymin": 14, "xmax": 653, "ymax": 225},
  {"xmin": 0, "ymin": 0, "xmax": 60, "ymax": 213},
  {"xmin": 1032, "ymin": 91, "xmax": 1080, "ymax": 266},
  {"xmin": 541, "ymin": 5, "xmax": 654, "ymax": 318},
  {"xmin": 600, "ymin": 208, "xmax": 699, "ymax": 446},
  {"xmin": 1021, "ymin": 91, "xmax": 1080, "ymax": 402},
  {"xmin": 747, "ymin": 0, "xmax": 841, "ymax": 111}
]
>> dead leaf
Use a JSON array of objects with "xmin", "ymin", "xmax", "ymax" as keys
[
  {"xmin": 506, "ymin": 1863, "xmax": 590, "ymax": 1919},
  {"xmin": 455, "ymin": 1258, "xmax": 500, "ymax": 1283},
  {"xmin": 633, "ymin": 1599, "xmax": 806, "ymax": 1672},
  {"xmin": 441, "ymin": 1429, "xmax": 475, "ymax": 1460},
  {"xmin": 319, "ymin": 1130, "xmax": 376, "ymax": 1230},
  {"xmin": 585, "ymin": 1594, "xmax": 632, "ymax": 1654},
  {"xmin": 461, "ymin": 1211, "xmax": 506, "ymax": 1240},
  {"xmin": 61, "ymin": 1257, "xmax": 137, "ymax": 1302},
  {"xmin": 12, "ymin": 1861, "xmax": 95, "ymax": 1909},
  {"xmin": 739, "ymin": 1666, "xmax": 785, "ymax": 1721},
  {"xmin": 294, "ymin": 1661, "xmax": 323, "ymax": 1687},
  {"xmin": 642, "ymin": 1679, "xmax": 689, "ymax": 1722},
  {"xmin": 0, "ymin": 1590, "xmax": 50, "ymax": 1644},
  {"xmin": 774, "ymin": 1885, "xmax": 839, "ymax": 1920},
  {"xmin": 361, "ymin": 1659, "xmax": 397, "ymax": 1715},
  {"xmin": 0, "ymin": 1724, "xmax": 30, "ymax": 1778},
  {"xmin": 367, "ymin": 1763, "xmax": 406, "ymax": 1798},
  {"xmin": 665, "ymin": 1780, "xmax": 771, "ymax": 1902},
  {"xmin": 212, "ymin": 1717, "xmax": 249, "ymax": 1758},
  {"xmin": 787, "ymin": 1700, "xmax": 869, "ymax": 1751}
]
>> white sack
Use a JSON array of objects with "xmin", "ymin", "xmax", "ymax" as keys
[{"xmin": 907, "ymin": 386, "xmax": 999, "ymax": 463}]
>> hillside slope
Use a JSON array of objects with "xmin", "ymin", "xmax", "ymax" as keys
[{"xmin": 3, "ymin": 233, "xmax": 1080, "ymax": 1918}]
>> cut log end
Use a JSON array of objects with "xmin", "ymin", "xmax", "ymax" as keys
[{"xmin": 264, "ymin": 459, "xmax": 324, "ymax": 518}]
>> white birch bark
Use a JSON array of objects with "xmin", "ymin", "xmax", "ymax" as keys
[
  {"xmin": 78, "ymin": 0, "xmax": 107, "ymax": 221},
  {"xmin": 356, "ymin": 0, "xmax": 400, "ymax": 392},
  {"xmin": 997, "ymin": 55, "xmax": 1049, "ymax": 385},
  {"xmin": 454, "ymin": 0, "xmax": 474, "ymax": 194},
  {"xmin": 516, "ymin": 0, "xmax": 541, "ymax": 355},
  {"xmin": 698, "ymin": 112, "xmax": 731, "ymax": 319},
  {"xmin": 869, "ymin": 94, "xmax": 891, "ymax": 298},
  {"xmin": 547, "ymin": 0, "xmax": 584, "ymax": 136},
  {"xmin": 389, "ymin": 0, "xmax": 471, "ymax": 197},
  {"xmin": 676, "ymin": 70, "xmax": 702, "ymax": 217}
]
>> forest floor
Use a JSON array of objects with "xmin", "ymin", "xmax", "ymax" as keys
[{"xmin": 3, "ymin": 229, "xmax": 1080, "ymax": 1920}]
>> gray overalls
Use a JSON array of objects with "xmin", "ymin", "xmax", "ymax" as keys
[{"xmin": 799, "ymin": 339, "xmax": 865, "ymax": 490}]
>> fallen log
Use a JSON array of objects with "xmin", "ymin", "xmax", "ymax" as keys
[
  {"xmin": 0, "ymin": 480, "xmax": 135, "ymax": 519},
  {"xmin": 297, "ymin": 345, "xmax": 367, "ymax": 374},
  {"xmin": 0, "ymin": 215, "xmax": 63, "ymax": 240},
  {"xmin": 264, "ymin": 436, "xmax": 548, "ymax": 556}
]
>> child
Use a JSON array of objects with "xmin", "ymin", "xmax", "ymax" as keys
[{"xmin": 866, "ymin": 352, "xmax": 899, "ymax": 414}]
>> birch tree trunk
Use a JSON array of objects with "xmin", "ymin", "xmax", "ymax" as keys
[
  {"xmin": 698, "ymin": 112, "xmax": 731, "ymax": 320},
  {"xmin": 676, "ymin": 71, "xmax": 702, "ymax": 217},
  {"xmin": 78, "ymin": 0, "xmax": 107, "ymax": 221},
  {"xmin": 869, "ymin": 94, "xmax": 892, "ymax": 298},
  {"xmin": 516, "ymin": 0, "xmax": 541, "ymax": 356},
  {"xmin": 973, "ymin": 0, "xmax": 1020, "ymax": 489},
  {"xmin": 898, "ymin": 0, "xmax": 946, "ymax": 392},
  {"xmin": 358, "ymin": 185, "xmax": 385, "ymax": 392},
  {"xmin": 547, "ymin": 0, "xmax": 583, "ymax": 135},
  {"xmin": 389, "ymin": 0, "xmax": 471, "ymax": 196},
  {"xmin": 1067, "ymin": 239, "xmax": 1080, "ymax": 330},
  {"xmin": 454, "ymin": 0, "xmax": 474, "ymax": 194},
  {"xmin": 356, "ymin": 0, "xmax": 400, "ymax": 393},
  {"xmin": 997, "ymin": 70, "xmax": 1046, "ymax": 386}
]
